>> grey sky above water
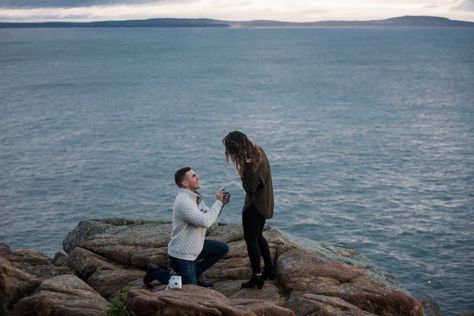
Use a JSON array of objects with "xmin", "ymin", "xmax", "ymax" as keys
[{"xmin": 1, "ymin": 0, "xmax": 473, "ymax": 22}]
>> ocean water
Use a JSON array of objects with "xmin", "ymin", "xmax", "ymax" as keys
[{"xmin": 0, "ymin": 27, "xmax": 473, "ymax": 315}]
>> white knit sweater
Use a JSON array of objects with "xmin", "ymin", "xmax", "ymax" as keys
[{"xmin": 167, "ymin": 188, "xmax": 224, "ymax": 261}]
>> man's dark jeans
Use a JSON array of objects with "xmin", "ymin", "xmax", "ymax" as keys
[{"xmin": 169, "ymin": 239, "xmax": 229, "ymax": 285}]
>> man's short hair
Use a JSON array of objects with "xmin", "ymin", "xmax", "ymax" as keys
[{"xmin": 175, "ymin": 167, "xmax": 191, "ymax": 188}]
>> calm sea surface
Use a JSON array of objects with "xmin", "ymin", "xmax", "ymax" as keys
[{"xmin": 1, "ymin": 27, "xmax": 473, "ymax": 315}]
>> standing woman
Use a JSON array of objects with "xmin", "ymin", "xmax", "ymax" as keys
[{"xmin": 223, "ymin": 131, "xmax": 276, "ymax": 289}]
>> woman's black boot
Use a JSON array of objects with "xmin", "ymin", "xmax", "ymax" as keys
[
  {"xmin": 263, "ymin": 267, "xmax": 276, "ymax": 280},
  {"xmin": 241, "ymin": 274, "xmax": 264, "ymax": 289}
]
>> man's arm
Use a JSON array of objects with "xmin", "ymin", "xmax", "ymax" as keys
[{"xmin": 175, "ymin": 197, "xmax": 223, "ymax": 229}]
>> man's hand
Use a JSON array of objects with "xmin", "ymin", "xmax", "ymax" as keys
[
  {"xmin": 222, "ymin": 192, "xmax": 231, "ymax": 205},
  {"xmin": 216, "ymin": 188, "xmax": 225, "ymax": 202},
  {"xmin": 216, "ymin": 188, "xmax": 231, "ymax": 205}
]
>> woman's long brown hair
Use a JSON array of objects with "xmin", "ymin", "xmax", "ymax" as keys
[{"xmin": 223, "ymin": 131, "xmax": 262, "ymax": 176}]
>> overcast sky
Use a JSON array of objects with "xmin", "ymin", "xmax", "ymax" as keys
[{"xmin": 1, "ymin": 0, "xmax": 473, "ymax": 22}]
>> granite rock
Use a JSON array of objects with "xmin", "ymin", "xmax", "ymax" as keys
[
  {"xmin": 62, "ymin": 218, "xmax": 423, "ymax": 316},
  {"xmin": 0, "ymin": 218, "xmax": 426, "ymax": 316},
  {"xmin": 0, "ymin": 257, "xmax": 40, "ymax": 315},
  {"xmin": 13, "ymin": 274, "xmax": 109, "ymax": 316},
  {"xmin": 127, "ymin": 285, "xmax": 295, "ymax": 316},
  {"xmin": 68, "ymin": 246, "xmax": 144, "ymax": 300}
]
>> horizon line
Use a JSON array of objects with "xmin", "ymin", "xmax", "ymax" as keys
[{"xmin": 1, "ymin": 14, "xmax": 474, "ymax": 24}]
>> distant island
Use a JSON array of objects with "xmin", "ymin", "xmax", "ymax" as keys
[{"xmin": 1, "ymin": 15, "xmax": 474, "ymax": 28}]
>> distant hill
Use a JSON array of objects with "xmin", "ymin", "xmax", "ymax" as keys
[
  {"xmin": 232, "ymin": 16, "xmax": 474, "ymax": 28},
  {"xmin": 1, "ymin": 16, "xmax": 473, "ymax": 28},
  {"xmin": 0, "ymin": 18, "xmax": 229, "ymax": 28}
]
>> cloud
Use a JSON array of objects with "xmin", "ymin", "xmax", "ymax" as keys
[
  {"xmin": 453, "ymin": 0, "xmax": 474, "ymax": 10},
  {"xmin": 0, "ymin": 0, "xmax": 162, "ymax": 9},
  {"xmin": 0, "ymin": 0, "xmax": 473, "ymax": 22}
]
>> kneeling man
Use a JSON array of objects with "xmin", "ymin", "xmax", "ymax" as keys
[{"xmin": 167, "ymin": 167, "xmax": 229, "ymax": 287}]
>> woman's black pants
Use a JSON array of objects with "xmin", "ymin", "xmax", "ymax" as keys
[{"xmin": 242, "ymin": 203, "xmax": 273, "ymax": 274}]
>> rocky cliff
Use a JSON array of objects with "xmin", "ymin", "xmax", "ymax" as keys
[{"xmin": 1, "ymin": 218, "xmax": 424, "ymax": 315}]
